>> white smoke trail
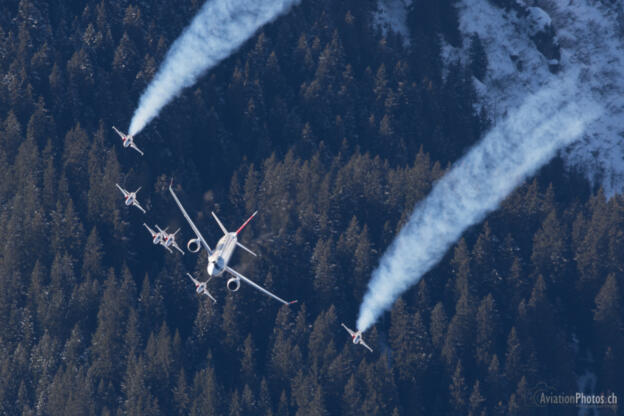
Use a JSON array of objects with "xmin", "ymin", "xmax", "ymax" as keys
[
  {"xmin": 450, "ymin": 0, "xmax": 624, "ymax": 196},
  {"xmin": 128, "ymin": 0, "xmax": 301, "ymax": 136},
  {"xmin": 356, "ymin": 73, "xmax": 602, "ymax": 332}
]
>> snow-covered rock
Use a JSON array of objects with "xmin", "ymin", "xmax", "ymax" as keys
[
  {"xmin": 448, "ymin": 0, "xmax": 624, "ymax": 196},
  {"xmin": 374, "ymin": 0, "xmax": 412, "ymax": 45},
  {"xmin": 527, "ymin": 6, "xmax": 551, "ymax": 34}
]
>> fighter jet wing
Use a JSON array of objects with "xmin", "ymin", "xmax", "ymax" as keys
[
  {"xmin": 115, "ymin": 183, "xmax": 128, "ymax": 197},
  {"xmin": 169, "ymin": 182, "xmax": 212, "ymax": 255},
  {"xmin": 225, "ymin": 266, "xmax": 296, "ymax": 306},
  {"xmin": 201, "ymin": 289, "xmax": 217, "ymax": 304},
  {"xmin": 143, "ymin": 223, "xmax": 157, "ymax": 236},
  {"xmin": 133, "ymin": 200, "xmax": 146, "ymax": 214},
  {"xmin": 162, "ymin": 244, "xmax": 173, "ymax": 254},
  {"xmin": 112, "ymin": 126, "xmax": 125, "ymax": 139},
  {"xmin": 360, "ymin": 340, "xmax": 374, "ymax": 353},
  {"xmin": 130, "ymin": 142, "xmax": 144, "ymax": 156},
  {"xmin": 187, "ymin": 272, "xmax": 201, "ymax": 286},
  {"xmin": 172, "ymin": 242, "xmax": 185, "ymax": 255},
  {"xmin": 341, "ymin": 323, "xmax": 356, "ymax": 337}
]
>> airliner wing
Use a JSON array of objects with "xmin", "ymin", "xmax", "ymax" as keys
[
  {"xmin": 169, "ymin": 182, "xmax": 212, "ymax": 255},
  {"xmin": 225, "ymin": 266, "xmax": 296, "ymax": 306},
  {"xmin": 341, "ymin": 323, "xmax": 355, "ymax": 337}
]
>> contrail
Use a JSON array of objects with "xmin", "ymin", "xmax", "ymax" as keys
[
  {"xmin": 357, "ymin": 73, "xmax": 601, "ymax": 332},
  {"xmin": 128, "ymin": 0, "xmax": 301, "ymax": 136},
  {"xmin": 455, "ymin": 0, "xmax": 624, "ymax": 196}
]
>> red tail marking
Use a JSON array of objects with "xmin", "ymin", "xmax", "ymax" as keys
[{"xmin": 236, "ymin": 211, "xmax": 258, "ymax": 235}]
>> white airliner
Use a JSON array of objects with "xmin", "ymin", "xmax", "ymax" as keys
[
  {"xmin": 112, "ymin": 126, "xmax": 144, "ymax": 156},
  {"xmin": 187, "ymin": 273, "xmax": 217, "ymax": 303},
  {"xmin": 169, "ymin": 181, "xmax": 297, "ymax": 306},
  {"xmin": 341, "ymin": 323, "xmax": 373, "ymax": 352},
  {"xmin": 116, "ymin": 184, "xmax": 146, "ymax": 213},
  {"xmin": 143, "ymin": 223, "xmax": 184, "ymax": 254}
]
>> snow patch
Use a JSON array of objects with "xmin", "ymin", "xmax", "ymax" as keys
[
  {"xmin": 527, "ymin": 6, "xmax": 551, "ymax": 34},
  {"xmin": 450, "ymin": 0, "xmax": 624, "ymax": 196},
  {"xmin": 374, "ymin": 0, "xmax": 412, "ymax": 44}
]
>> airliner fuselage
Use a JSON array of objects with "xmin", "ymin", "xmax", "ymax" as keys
[{"xmin": 207, "ymin": 232, "xmax": 238, "ymax": 277}]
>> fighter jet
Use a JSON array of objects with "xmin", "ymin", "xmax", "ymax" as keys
[
  {"xmin": 157, "ymin": 225, "xmax": 185, "ymax": 255},
  {"xmin": 116, "ymin": 184, "xmax": 146, "ymax": 213},
  {"xmin": 169, "ymin": 180, "xmax": 297, "ymax": 306},
  {"xmin": 144, "ymin": 223, "xmax": 165, "ymax": 245},
  {"xmin": 112, "ymin": 126, "xmax": 144, "ymax": 156},
  {"xmin": 144, "ymin": 223, "xmax": 180, "ymax": 254},
  {"xmin": 187, "ymin": 273, "xmax": 217, "ymax": 303},
  {"xmin": 341, "ymin": 323, "xmax": 373, "ymax": 352}
]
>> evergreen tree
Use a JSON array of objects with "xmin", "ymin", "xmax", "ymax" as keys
[
  {"xmin": 0, "ymin": 1, "xmax": 617, "ymax": 413},
  {"xmin": 430, "ymin": 301, "xmax": 448, "ymax": 350},
  {"xmin": 449, "ymin": 361, "xmax": 468, "ymax": 414},
  {"xmin": 442, "ymin": 292, "xmax": 475, "ymax": 368},
  {"xmin": 504, "ymin": 327, "xmax": 523, "ymax": 385},
  {"xmin": 475, "ymin": 294, "xmax": 500, "ymax": 369},
  {"xmin": 82, "ymin": 226, "xmax": 104, "ymax": 280},
  {"xmin": 593, "ymin": 274, "xmax": 623, "ymax": 354},
  {"xmin": 190, "ymin": 364, "xmax": 220, "ymax": 416},
  {"xmin": 241, "ymin": 334, "xmax": 258, "ymax": 386},
  {"xmin": 468, "ymin": 34, "xmax": 488, "ymax": 81}
]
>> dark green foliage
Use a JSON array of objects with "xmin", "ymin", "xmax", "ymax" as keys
[{"xmin": 0, "ymin": 0, "xmax": 620, "ymax": 414}]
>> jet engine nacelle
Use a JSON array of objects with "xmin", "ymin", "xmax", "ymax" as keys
[
  {"xmin": 187, "ymin": 238, "xmax": 201, "ymax": 253},
  {"xmin": 227, "ymin": 277, "xmax": 241, "ymax": 292}
]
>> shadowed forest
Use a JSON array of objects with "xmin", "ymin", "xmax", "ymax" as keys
[{"xmin": 0, "ymin": 0, "xmax": 622, "ymax": 415}]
